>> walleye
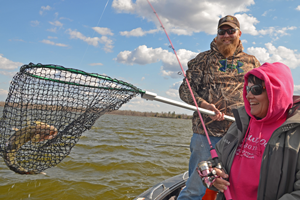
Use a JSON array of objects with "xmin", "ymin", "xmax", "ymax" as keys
[{"xmin": 4, "ymin": 121, "xmax": 58, "ymax": 174}]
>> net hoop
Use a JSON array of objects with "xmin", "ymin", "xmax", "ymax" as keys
[{"xmin": 0, "ymin": 63, "xmax": 142, "ymax": 174}]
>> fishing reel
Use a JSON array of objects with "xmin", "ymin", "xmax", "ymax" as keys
[{"xmin": 196, "ymin": 160, "xmax": 222, "ymax": 188}]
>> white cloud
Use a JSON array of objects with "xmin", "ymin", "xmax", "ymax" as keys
[
  {"xmin": 41, "ymin": 39, "xmax": 68, "ymax": 47},
  {"xmin": 0, "ymin": 54, "xmax": 22, "ymax": 70},
  {"xmin": 41, "ymin": 5, "xmax": 51, "ymax": 10},
  {"xmin": 60, "ymin": 17, "xmax": 73, "ymax": 22},
  {"xmin": 112, "ymin": 0, "xmax": 294, "ymax": 41},
  {"xmin": 112, "ymin": 0, "xmax": 135, "ymax": 13},
  {"xmin": 295, "ymin": 85, "xmax": 300, "ymax": 95},
  {"xmin": 235, "ymin": 13, "xmax": 260, "ymax": 35},
  {"xmin": 40, "ymin": 5, "xmax": 51, "ymax": 15},
  {"xmin": 170, "ymin": 81, "xmax": 183, "ymax": 90},
  {"xmin": 115, "ymin": 45, "xmax": 166, "ymax": 65},
  {"xmin": 9, "ymin": 39, "xmax": 24, "ymax": 42},
  {"xmin": 120, "ymin": 97, "xmax": 161, "ymax": 112},
  {"xmin": 262, "ymin": 9, "xmax": 275, "ymax": 17},
  {"xmin": 0, "ymin": 71, "xmax": 17, "ymax": 76},
  {"xmin": 48, "ymin": 36, "xmax": 58, "ymax": 39},
  {"xmin": 114, "ymin": 45, "xmax": 198, "ymax": 79},
  {"xmin": 160, "ymin": 48, "xmax": 199, "ymax": 78},
  {"xmin": 47, "ymin": 27, "xmax": 58, "ymax": 33},
  {"xmin": 166, "ymin": 89, "xmax": 179, "ymax": 98},
  {"xmin": 276, "ymin": 27, "xmax": 297, "ymax": 36},
  {"xmin": 0, "ymin": 88, "xmax": 9, "ymax": 102},
  {"xmin": 165, "ymin": 82, "xmax": 183, "ymax": 99},
  {"xmin": 258, "ymin": 26, "xmax": 297, "ymax": 40},
  {"xmin": 0, "ymin": 88, "xmax": 8, "ymax": 95},
  {"xmin": 112, "ymin": 0, "xmax": 256, "ymax": 35},
  {"xmin": 236, "ymin": 15, "xmax": 295, "ymax": 39},
  {"xmin": 170, "ymin": 28, "xmax": 193, "ymax": 36},
  {"xmin": 31, "ymin": 20, "xmax": 40, "ymax": 27},
  {"xmin": 120, "ymin": 27, "xmax": 158, "ymax": 37},
  {"xmin": 92, "ymin": 27, "xmax": 114, "ymax": 36},
  {"xmin": 89, "ymin": 63, "xmax": 103, "ymax": 66},
  {"xmin": 247, "ymin": 43, "xmax": 300, "ymax": 69},
  {"xmin": 296, "ymin": 5, "xmax": 300, "ymax": 11},
  {"xmin": 120, "ymin": 92, "xmax": 193, "ymax": 114},
  {"xmin": 66, "ymin": 29, "xmax": 114, "ymax": 52},
  {"xmin": 49, "ymin": 20, "xmax": 63, "ymax": 27}
]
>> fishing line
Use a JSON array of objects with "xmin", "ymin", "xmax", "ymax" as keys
[
  {"xmin": 80, "ymin": 0, "xmax": 110, "ymax": 65},
  {"xmin": 146, "ymin": 0, "xmax": 213, "ymax": 148}
]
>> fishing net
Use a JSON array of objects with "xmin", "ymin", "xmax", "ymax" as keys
[{"xmin": 0, "ymin": 63, "xmax": 143, "ymax": 174}]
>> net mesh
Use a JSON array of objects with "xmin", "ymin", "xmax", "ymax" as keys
[{"xmin": 0, "ymin": 63, "xmax": 143, "ymax": 174}]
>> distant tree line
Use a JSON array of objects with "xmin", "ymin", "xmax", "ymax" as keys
[
  {"xmin": 108, "ymin": 110, "xmax": 192, "ymax": 119},
  {"xmin": 0, "ymin": 101, "xmax": 192, "ymax": 119}
]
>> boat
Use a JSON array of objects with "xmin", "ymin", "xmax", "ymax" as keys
[
  {"xmin": 134, "ymin": 171, "xmax": 218, "ymax": 200},
  {"xmin": 135, "ymin": 96, "xmax": 300, "ymax": 200},
  {"xmin": 134, "ymin": 171, "xmax": 189, "ymax": 200}
]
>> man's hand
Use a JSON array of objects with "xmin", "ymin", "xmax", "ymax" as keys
[
  {"xmin": 213, "ymin": 168, "xmax": 230, "ymax": 193},
  {"xmin": 201, "ymin": 102, "xmax": 225, "ymax": 121}
]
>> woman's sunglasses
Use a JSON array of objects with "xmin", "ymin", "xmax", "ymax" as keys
[
  {"xmin": 246, "ymin": 85, "xmax": 266, "ymax": 95},
  {"xmin": 218, "ymin": 28, "xmax": 238, "ymax": 35}
]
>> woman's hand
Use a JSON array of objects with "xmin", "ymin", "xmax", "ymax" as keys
[{"xmin": 213, "ymin": 168, "xmax": 230, "ymax": 193}]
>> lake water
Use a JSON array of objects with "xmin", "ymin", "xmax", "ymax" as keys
[{"xmin": 0, "ymin": 107, "xmax": 192, "ymax": 200}]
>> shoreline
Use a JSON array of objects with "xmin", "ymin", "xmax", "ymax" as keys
[{"xmin": 0, "ymin": 101, "xmax": 192, "ymax": 120}]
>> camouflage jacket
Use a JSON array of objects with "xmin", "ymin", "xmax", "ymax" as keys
[{"xmin": 179, "ymin": 39, "xmax": 261, "ymax": 137}]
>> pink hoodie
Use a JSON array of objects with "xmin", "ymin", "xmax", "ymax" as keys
[{"xmin": 229, "ymin": 62, "xmax": 294, "ymax": 200}]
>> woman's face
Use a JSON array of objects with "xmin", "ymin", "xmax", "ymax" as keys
[{"xmin": 246, "ymin": 82, "xmax": 269, "ymax": 119}]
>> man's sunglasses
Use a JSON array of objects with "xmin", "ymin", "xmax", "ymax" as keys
[
  {"xmin": 246, "ymin": 85, "xmax": 266, "ymax": 95},
  {"xmin": 218, "ymin": 28, "xmax": 238, "ymax": 35}
]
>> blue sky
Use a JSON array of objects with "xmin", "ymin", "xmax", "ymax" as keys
[{"xmin": 1, "ymin": 0, "xmax": 300, "ymax": 115}]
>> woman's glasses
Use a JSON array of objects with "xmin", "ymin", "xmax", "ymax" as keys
[
  {"xmin": 218, "ymin": 28, "xmax": 238, "ymax": 35},
  {"xmin": 246, "ymin": 85, "xmax": 266, "ymax": 95}
]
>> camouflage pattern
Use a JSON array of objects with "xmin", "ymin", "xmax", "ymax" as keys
[{"xmin": 179, "ymin": 39, "xmax": 261, "ymax": 137}]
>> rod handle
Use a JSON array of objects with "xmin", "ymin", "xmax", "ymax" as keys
[{"xmin": 224, "ymin": 188, "xmax": 232, "ymax": 200}]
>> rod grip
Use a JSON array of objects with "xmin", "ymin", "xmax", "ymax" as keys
[{"xmin": 224, "ymin": 187, "xmax": 232, "ymax": 200}]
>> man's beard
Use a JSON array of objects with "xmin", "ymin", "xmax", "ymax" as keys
[{"xmin": 216, "ymin": 36, "xmax": 240, "ymax": 58}]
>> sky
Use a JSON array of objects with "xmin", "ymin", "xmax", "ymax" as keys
[{"xmin": 1, "ymin": 0, "xmax": 300, "ymax": 115}]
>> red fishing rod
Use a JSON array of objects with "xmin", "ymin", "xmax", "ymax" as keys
[{"xmin": 146, "ymin": 1, "xmax": 232, "ymax": 199}]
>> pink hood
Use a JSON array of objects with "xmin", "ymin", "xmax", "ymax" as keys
[
  {"xmin": 243, "ymin": 62, "xmax": 294, "ymax": 123},
  {"xmin": 229, "ymin": 62, "xmax": 294, "ymax": 200}
]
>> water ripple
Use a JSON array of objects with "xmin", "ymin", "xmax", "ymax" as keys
[{"xmin": 0, "ymin": 113, "xmax": 192, "ymax": 200}]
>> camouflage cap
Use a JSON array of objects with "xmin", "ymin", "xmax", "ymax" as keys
[{"xmin": 218, "ymin": 15, "xmax": 240, "ymax": 29}]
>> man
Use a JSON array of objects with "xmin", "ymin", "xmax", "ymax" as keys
[{"xmin": 177, "ymin": 15, "xmax": 261, "ymax": 200}]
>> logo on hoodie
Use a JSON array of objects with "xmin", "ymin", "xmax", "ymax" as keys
[{"xmin": 219, "ymin": 60, "xmax": 244, "ymax": 74}]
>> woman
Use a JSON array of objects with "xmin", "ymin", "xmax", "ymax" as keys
[{"xmin": 211, "ymin": 62, "xmax": 300, "ymax": 200}]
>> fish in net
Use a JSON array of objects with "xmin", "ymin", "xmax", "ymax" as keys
[{"xmin": 0, "ymin": 63, "xmax": 143, "ymax": 174}]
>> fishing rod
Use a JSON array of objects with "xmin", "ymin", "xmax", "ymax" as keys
[{"xmin": 146, "ymin": 1, "xmax": 232, "ymax": 199}]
